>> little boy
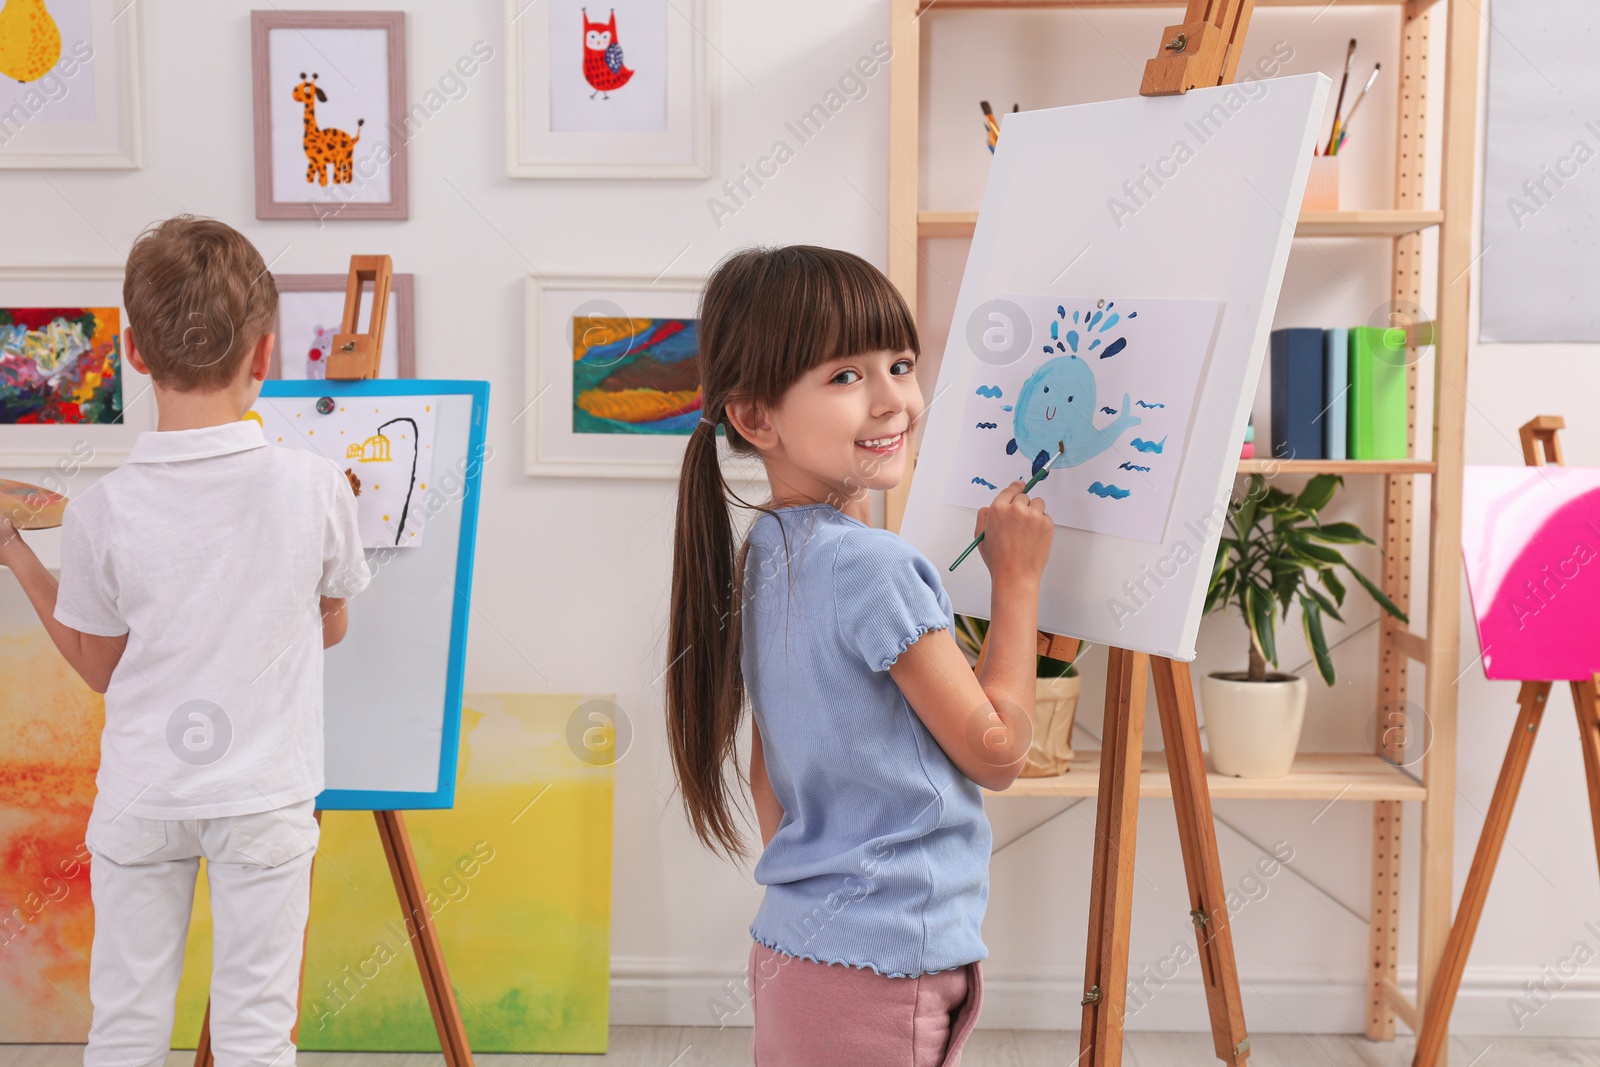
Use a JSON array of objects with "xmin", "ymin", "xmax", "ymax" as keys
[{"xmin": 0, "ymin": 215, "xmax": 371, "ymax": 1067}]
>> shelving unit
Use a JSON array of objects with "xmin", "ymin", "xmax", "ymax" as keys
[{"xmin": 882, "ymin": 0, "xmax": 1482, "ymax": 1057}]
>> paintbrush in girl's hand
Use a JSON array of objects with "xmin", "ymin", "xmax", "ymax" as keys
[{"xmin": 950, "ymin": 442, "xmax": 1062, "ymax": 571}]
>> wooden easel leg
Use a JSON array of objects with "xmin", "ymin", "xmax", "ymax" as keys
[
  {"xmin": 1572, "ymin": 677, "xmax": 1600, "ymax": 887},
  {"xmin": 192, "ymin": 1002, "xmax": 212, "ymax": 1067},
  {"xmin": 375, "ymin": 810, "xmax": 476, "ymax": 1067},
  {"xmin": 1412, "ymin": 681, "xmax": 1551, "ymax": 1067},
  {"xmin": 1081, "ymin": 647, "xmax": 1149, "ymax": 1067},
  {"xmin": 1152, "ymin": 657, "xmax": 1250, "ymax": 1065},
  {"xmin": 194, "ymin": 812, "xmax": 322, "ymax": 1067}
]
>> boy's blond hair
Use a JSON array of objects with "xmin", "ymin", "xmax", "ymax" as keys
[{"xmin": 123, "ymin": 215, "xmax": 278, "ymax": 391}]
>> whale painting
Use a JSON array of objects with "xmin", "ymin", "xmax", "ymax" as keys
[{"xmin": 943, "ymin": 292, "xmax": 1223, "ymax": 543}]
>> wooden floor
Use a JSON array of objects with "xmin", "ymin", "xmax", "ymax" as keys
[{"xmin": 6, "ymin": 1029, "xmax": 1600, "ymax": 1066}]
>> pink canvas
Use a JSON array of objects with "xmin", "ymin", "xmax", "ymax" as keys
[{"xmin": 1461, "ymin": 465, "xmax": 1600, "ymax": 681}]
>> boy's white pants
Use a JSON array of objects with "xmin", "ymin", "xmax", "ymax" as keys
[{"xmin": 82, "ymin": 797, "xmax": 320, "ymax": 1067}]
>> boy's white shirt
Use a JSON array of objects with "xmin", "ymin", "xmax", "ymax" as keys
[{"xmin": 54, "ymin": 418, "xmax": 372, "ymax": 820}]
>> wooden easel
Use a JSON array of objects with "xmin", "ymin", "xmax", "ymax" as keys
[
  {"xmin": 325, "ymin": 255, "xmax": 393, "ymax": 381},
  {"xmin": 194, "ymin": 256, "xmax": 473, "ymax": 1067},
  {"xmin": 1410, "ymin": 415, "xmax": 1600, "ymax": 1067},
  {"xmin": 977, "ymin": 632, "xmax": 1250, "ymax": 1066},
  {"xmin": 970, "ymin": 6, "xmax": 1264, "ymax": 1064}
]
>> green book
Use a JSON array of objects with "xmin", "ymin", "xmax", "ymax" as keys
[{"xmin": 1349, "ymin": 326, "xmax": 1408, "ymax": 460}]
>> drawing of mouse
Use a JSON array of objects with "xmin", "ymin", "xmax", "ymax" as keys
[
  {"xmin": 1005, "ymin": 354, "xmax": 1141, "ymax": 476},
  {"xmin": 307, "ymin": 325, "xmax": 332, "ymax": 380}
]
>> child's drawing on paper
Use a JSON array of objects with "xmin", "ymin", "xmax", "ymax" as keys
[
  {"xmin": 944, "ymin": 294, "xmax": 1223, "ymax": 543},
  {"xmin": 250, "ymin": 395, "xmax": 438, "ymax": 549},
  {"xmin": 581, "ymin": 9, "xmax": 635, "ymax": 99},
  {"xmin": 547, "ymin": 0, "xmax": 667, "ymax": 133}
]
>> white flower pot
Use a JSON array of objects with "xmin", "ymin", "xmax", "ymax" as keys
[
  {"xmin": 1020, "ymin": 674, "xmax": 1081, "ymax": 777},
  {"xmin": 1200, "ymin": 671, "xmax": 1307, "ymax": 779}
]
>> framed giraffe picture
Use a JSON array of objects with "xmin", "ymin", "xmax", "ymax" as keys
[
  {"xmin": 505, "ymin": 0, "xmax": 714, "ymax": 178},
  {"xmin": 250, "ymin": 10, "xmax": 409, "ymax": 220}
]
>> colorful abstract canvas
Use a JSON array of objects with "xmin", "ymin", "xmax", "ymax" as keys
[
  {"xmin": 0, "ymin": 307, "xmax": 122, "ymax": 424},
  {"xmin": 572, "ymin": 316, "xmax": 701, "ymax": 433},
  {"xmin": 0, "ymin": 654, "xmax": 614, "ymax": 1052},
  {"xmin": 0, "ymin": 577, "xmax": 102, "ymax": 1040},
  {"xmin": 172, "ymin": 692, "xmax": 614, "ymax": 1053},
  {"xmin": 1461, "ymin": 465, "xmax": 1600, "ymax": 681},
  {"xmin": 943, "ymin": 294, "xmax": 1223, "ymax": 543}
]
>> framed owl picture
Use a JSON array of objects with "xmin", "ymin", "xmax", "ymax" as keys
[
  {"xmin": 250, "ymin": 10, "xmax": 409, "ymax": 220},
  {"xmin": 505, "ymin": 0, "xmax": 714, "ymax": 178}
]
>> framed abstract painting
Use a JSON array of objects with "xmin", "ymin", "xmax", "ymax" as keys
[
  {"xmin": 270, "ymin": 273, "xmax": 415, "ymax": 379},
  {"xmin": 523, "ymin": 273, "xmax": 761, "ymax": 481},
  {"xmin": 0, "ymin": 0, "xmax": 144, "ymax": 169},
  {"xmin": 505, "ymin": 0, "xmax": 713, "ymax": 177},
  {"xmin": 0, "ymin": 266, "xmax": 154, "ymax": 470},
  {"xmin": 250, "ymin": 10, "xmax": 409, "ymax": 220}
]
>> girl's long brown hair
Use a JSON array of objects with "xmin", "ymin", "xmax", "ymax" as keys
[{"xmin": 667, "ymin": 245, "xmax": 920, "ymax": 861}]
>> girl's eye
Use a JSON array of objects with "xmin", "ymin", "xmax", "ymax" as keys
[
  {"xmin": 832, "ymin": 368, "xmax": 861, "ymax": 385},
  {"xmin": 892, "ymin": 358, "xmax": 917, "ymax": 375}
]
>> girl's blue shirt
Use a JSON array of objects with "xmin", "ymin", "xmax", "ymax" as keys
[{"xmin": 742, "ymin": 502, "xmax": 992, "ymax": 978}]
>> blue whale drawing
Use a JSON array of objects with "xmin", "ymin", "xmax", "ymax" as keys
[{"xmin": 1005, "ymin": 354, "xmax": 1141, "ymax": 476}]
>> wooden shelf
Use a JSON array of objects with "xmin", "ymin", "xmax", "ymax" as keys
[
  {"xmin": 986, "ymin": 751, "xmax": 1426, "ymax": 801},
  {"xmin": 919, "ymin": 209, "xmax": 1443, "ymax": 241},
  {"xmin": 1237, "ymin": 458, "xmax": 1437, "ymax": 476},
  {"xmin": 1297, "ymin": 210, "xmax": 1445, "ymax": 238}
]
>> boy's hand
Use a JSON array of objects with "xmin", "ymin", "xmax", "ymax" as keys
[{"xmin": 975, "ymin": 481, "xmax": 1053, "ymax": 587}]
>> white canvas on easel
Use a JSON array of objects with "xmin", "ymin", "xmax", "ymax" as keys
[{"xmin": 901, "ymin": 72, "xmax": 1331, "ymax": 662}]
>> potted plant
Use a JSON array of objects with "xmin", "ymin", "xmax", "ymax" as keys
[
  {"xmin": 953, "ymin": 614, "xmax": 1079, "ymax": 777},
  {"xmin": 1202, "ymin": 473, "xmax": 1409, "ymax": 777}
]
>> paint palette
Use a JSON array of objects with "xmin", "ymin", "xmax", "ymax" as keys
[{"xmin": 0, "ymin": 479, "xmax": 67, "ymax": 531}]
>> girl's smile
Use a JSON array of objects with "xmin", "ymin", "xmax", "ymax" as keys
[{"xmin": 855, "ymin": 428, "xmax": 906, "ymax": 455}]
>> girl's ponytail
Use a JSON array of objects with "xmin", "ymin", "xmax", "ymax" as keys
[
  {"xmin": 666, "ymin": 412, "xmax": 751, "ymax": 861},
  {"xmin": 664, "ymin": 244, "xmax": 920, "ymax": 861}
]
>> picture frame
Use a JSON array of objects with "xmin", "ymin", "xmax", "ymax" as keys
[
  {"xmin": 250, "ymin": 10, "xmax": 409, "ymax": 221},
  {"xmin": 505, "ymin": 0, "xmax": 714, "ymax": 178},
  {"xmin": 523, "ymin": 273, "xmax": 762, "ymax": 481},
  {"xmin": 0, "ymin": 266, "xmax": 154, "ymax": 470},
  {"xmin": 0, "ymin": 0, "xmax": 144, "ymax": 169},
  {"xmin": 270, "ymin": 273, "xmax": 416, "ymax": 379}
]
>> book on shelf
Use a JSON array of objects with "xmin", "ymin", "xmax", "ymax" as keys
[
  {"xmin": 1322, "ymin": 327, "xmax": 1349, "ymax": 461},
  {"xmin": 1349, "ymin": 326, "xmax": 1409, "ymax": 460},
  {"xmin": 1269, "ymin": 327, "xmax": 1325, "ymax": 461}
]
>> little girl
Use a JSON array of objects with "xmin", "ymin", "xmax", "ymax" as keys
[{"xmin": 666, "ymin": 245, "xmax": 1053, "ymax": 1066}]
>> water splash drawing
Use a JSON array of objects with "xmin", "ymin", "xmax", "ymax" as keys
[{"xmin": 945, "ymin": 292, "xmax": 1223, "ymax": 544}]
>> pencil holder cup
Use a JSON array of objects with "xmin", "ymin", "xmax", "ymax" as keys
[{"xmin": 1303, "ymin": 155, "xmax": 1339, "ymax": 211}]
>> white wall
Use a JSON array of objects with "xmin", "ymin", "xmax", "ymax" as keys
[{"xmin": 3, "ymin": 0, "xmax": 1597, "ymax": 1040}]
